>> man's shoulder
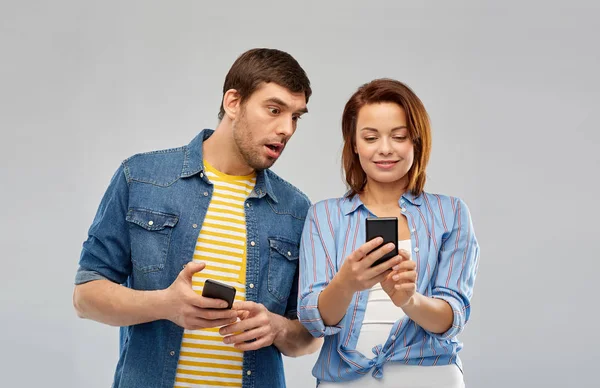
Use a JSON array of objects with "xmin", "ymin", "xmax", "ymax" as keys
[
  {"xmin": 121, "ymin": 145, "xmax": 187, "ymax": 186},
  {"xmin": 264, "ymin": 169, "xmax": 311, "ymax": 210}
]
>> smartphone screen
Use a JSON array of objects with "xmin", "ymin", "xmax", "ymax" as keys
[{"xmin": 366, "ymin": 217, "xmax": 398, "ymax": 267}]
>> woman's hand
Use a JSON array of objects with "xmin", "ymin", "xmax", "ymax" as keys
[
  {"xmin": 335, "ymin": 237, "xmax": 403, "ymax": 294},
  {"xmin": 380, "ymin": 250, "xmax": 417, "ymax": 307}
]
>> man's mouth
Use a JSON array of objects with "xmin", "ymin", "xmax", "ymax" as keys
[{"xmin": 265, "ymin": 142, "xmax": 284, "ymax": 158}]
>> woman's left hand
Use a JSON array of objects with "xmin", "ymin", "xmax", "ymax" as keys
[{"xmin": 380, "ymin": 250, "xmax": 418, "ymax": 307}]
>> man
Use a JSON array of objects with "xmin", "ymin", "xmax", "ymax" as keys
[{"xmin": 73, "ymin": 48, "xmax": 322, "ymax": 388}]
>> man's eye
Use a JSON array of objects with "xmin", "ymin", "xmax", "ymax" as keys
[
  {"xmin": 269, "ymin": 107, "xmax": 280, "ymax": 115},
  {"xmin": 292, "ymin": 115, "xmax": 301, "ymax": 122}
]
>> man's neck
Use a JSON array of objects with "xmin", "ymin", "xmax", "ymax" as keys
[{"xmin": 202, "ymin": 122, "xmax": 254, "ymax": 176}]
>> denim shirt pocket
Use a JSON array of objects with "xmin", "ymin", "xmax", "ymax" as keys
[
  {"xmin": 267, "ymin": 236, "xmax": 299, "ymax": 303},
  {"xmin": 126, "ymin": 208, "xmax": 179, "ymax": 273}
]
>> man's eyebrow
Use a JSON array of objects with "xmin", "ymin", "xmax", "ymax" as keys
[{"xmin": 265, "ymin": 97, "xmax": 308, "ymax": 114}]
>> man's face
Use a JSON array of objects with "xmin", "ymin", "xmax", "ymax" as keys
[{"xmin": 232, "ymin": 82, "xmax": 308, "ymax": 170}]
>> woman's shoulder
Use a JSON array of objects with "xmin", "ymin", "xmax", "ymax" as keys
[{"xmin": 420, "ymin": 191, "xmax": 469, "ymax": 208}]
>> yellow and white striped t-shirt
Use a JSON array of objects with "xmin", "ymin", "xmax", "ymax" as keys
[{"xmin": 174, "ymin": 161, "xmax": 256, "ymax": 388}]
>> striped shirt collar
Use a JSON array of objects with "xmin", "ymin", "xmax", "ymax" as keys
[{"xmin": 341, "ymin": 190, "xmax": 423, "ymax": 216}]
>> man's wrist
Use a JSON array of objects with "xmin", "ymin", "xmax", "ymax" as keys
[{"xmin": 270, "ymin": 311, "xmax": 289, "ymax": 343}]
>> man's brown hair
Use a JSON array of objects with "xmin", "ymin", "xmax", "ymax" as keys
[{"xmin": 218, "ymin": 48, "xmax": 312, "ymax": 120}]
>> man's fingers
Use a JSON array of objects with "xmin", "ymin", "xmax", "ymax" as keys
[
  {"xmin": 195, "ymin": 306, "xmax": 239, "ymax": 320},
  {"xmin": 186, "ymin": 316, "xmax": 238, "ymax": 330},
  {"xmin": 223, "ymin": 326, "xmax": 269, "ymax": 345},
  {"xmin": 190, "ymin": 295, "xmax": 230, "ymax": 309},
  {"xmin": 219, "ymin": 315, "xmax": 263, "ymax": 336},
  {"xmin": 232, "ymin": 301, "xmax": 260, "ymax": 312},
  {"xmin": 232, "ymin": 335, "xmax": 271, "ymax": 352},
  {"xmin": 181, "ymin": 261, "xmax": 205, "ymax": 280}
]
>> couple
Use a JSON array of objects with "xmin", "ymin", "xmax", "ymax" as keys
[{"xmin": 73, "ymin": 48, "xmax": 479, "ymax": 388}]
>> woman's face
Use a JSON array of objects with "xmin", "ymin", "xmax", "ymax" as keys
[{"xmin": 355, "ymin": 102, "xmax": 414, "ymax": 186}]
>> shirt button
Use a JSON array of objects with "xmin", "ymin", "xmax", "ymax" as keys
[
  {"xmin": 148, "ymin": 220, "xmax": 154, "ymax": 226},
  {"xmin": 246, "ymin": 370, "xmax": 252, "ymax": 376},
  {"xmin": 249, "ymin": 283, "xmax": 254, "ymax": 289},
  {"xmin": 169, "ymin": 351, "xmax": 175, "ymax": 356},
  {"xmin": 250, "ymin": 241, "xmax": 255, "ymax": 246},
  {"xmin": 200, "ymin": 172, "xmax": 204, "ymax": 178},
  {"xmin": 414, "ymin": 247, "xmax": 419, "ymax": 252},
  {"xmin": 287, "ymin": 251, "xmax": 292, "ymax": 256},
  {"xmin": 246, "ymin": 203, "xmax": 250, "ymax": 208},
  {"xmin": 203, "ymin": 192, "xmax": 208, "ymax": 196},
  {"xmin": 411, "ymin": 228, "xmax": 415, "ymax": 233},
  {"xmin": 391, "ymin": 335, "xmax": 396, "ymax": 341},
  {"xmin": 192, "ymin": 224, "xmax": 198, "ymax": 229},
  {"xmin": 401, "ymin": 208, "xmax": 406, "ymax": 212}
]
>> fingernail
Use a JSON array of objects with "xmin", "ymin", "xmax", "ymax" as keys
[
  {"xmin": 393, "ymin": 275, "xmax": 399, "ymax": 281},
  {"xmin": 393, "ymin": 265, "xmax": 400, "ymax": 271},
  {"xmin": 223, "ymin": 337, "xmax": 230, "ymax": 344}
]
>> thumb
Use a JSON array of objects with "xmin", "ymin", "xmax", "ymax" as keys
[{"xmin": 182, "ymin": 261, "xmax": 206, "ymax": 280}]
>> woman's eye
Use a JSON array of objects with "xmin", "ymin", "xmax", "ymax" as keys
[
  {"xmin": 393, "ymin": 136, "xmax": 407, "ymax": 141},
  {"xmin": 364, "ymin": 137, "xmax": 377, "ymax": 142}
]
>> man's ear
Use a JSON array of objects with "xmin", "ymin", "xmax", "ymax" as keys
[{"xmin": 222, "ymin": 89, "xmax": 241, "ymax": 120}]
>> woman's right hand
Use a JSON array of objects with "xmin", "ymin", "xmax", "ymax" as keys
[{"xmin": 335, "ymin": 237, "xmax": 403, "ymax": 294}]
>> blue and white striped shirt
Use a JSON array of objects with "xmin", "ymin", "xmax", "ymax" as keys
[{"xmin": 298, "ymin": 191, "xmax": 480, "ymax": 384}]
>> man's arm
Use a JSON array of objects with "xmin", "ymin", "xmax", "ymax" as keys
[
  {"xmin": 270, "ymin": 313, "xmax": 323, "ymax": 357},
  {"xmin": 74, "ymin": 262, "xmax": 240, "ymax": 329},
  {"xmin": 219, "ymin": 301, "xmax": 322, "ymax": 357}
]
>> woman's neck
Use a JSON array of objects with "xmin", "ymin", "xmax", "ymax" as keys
[{"xmin": 359, "ymin": 178, "xmax": 407, "ymax": 211}]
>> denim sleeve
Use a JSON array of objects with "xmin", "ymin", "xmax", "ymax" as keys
[
  {"xmin": 75, "ymin": 163, "xmax": 132, "ymax": 285},
  {"xmin": 297, "ymin": 203, "xmax": 342, "ymax": 338},
  {"xmin": 430, "ymin": 198, "xmax": 480, "ymax": 340},
  {"xmin": 284, "ymin": 264, "xmax": 299, "ymax": 320}
]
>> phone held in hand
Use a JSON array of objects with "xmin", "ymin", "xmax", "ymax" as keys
[
  {"xmin": 366, "ymin": 217, "xmax": 398, "ymax": 267},
  {"xmin": 202, "ymin": 279, "xmax": 236, "ymax": 309}
]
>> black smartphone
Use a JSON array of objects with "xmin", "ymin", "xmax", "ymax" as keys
[
  {"xmin": 366, "ymin": 217, "xmax": 398, "ymax": 267},
  {"xmin": 202, "ymin": 279, "xmax": 236, "ymax": 309}
]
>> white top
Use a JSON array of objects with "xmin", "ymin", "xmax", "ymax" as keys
[{"xmin": 354, "ymin": 239, "xmax": 411, "ymax": 356}]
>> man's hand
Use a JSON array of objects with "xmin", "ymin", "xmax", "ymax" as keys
[
  {"xmin": 219, "ymin": 301, "xmax": 282, "ymax": 351},
  {"xmin": 162, "ymin": 261, "xmax": 240, "ymax": 329},
  {"xmin": 380, "ymin": 250, "xmax": 417, "ymax": 307}
]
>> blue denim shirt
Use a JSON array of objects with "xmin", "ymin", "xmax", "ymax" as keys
[{"xmin": 75, "ymin": 129, "xmax": 311, "ymax": 388}]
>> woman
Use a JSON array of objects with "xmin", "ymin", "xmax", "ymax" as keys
[{"xmin": 298, "ymin": 79, "xmax": 479, "ymax": 387}]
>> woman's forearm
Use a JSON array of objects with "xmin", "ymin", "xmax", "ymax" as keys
[
  {"xmin": 317, "ymin": 276, "xmax": 355, "ymax": 326},
  {"xmin": 400, "ymin": 293, "xmax": 453, "ymax": 334}
]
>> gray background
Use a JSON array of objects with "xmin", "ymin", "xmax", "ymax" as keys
[{"xmin": 1, "ymin": 0, "xmax": 599, "ymax": 387}]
